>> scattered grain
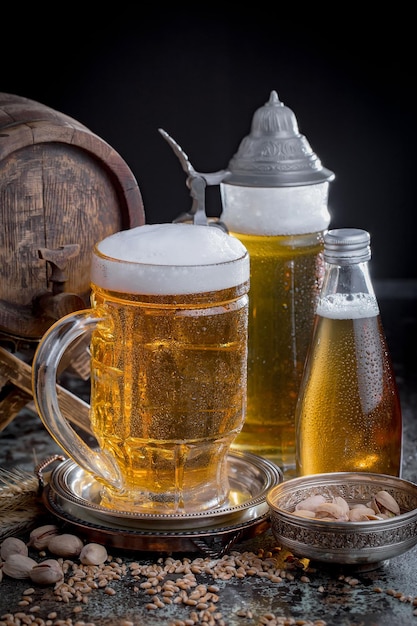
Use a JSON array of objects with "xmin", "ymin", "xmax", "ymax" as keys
[{"xmin": 3, "ymin": 527, "xmax": 417, "ymax": 625}]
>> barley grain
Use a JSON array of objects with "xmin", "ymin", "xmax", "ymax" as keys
[
  {"xmin": 103, "ymin": 587, "xmax": 116, "ymax": 595},
  {"xmin": 270, "ymin": 575, "xmax": 283, "ymax": 583}
]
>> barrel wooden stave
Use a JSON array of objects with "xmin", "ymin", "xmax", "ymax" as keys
[{"xmin": 0, "ymin": 93, "xmax": 145, "ymax": 341}]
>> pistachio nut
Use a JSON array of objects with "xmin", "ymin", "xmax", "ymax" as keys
[
  {"xmin": 315, "ymin": 501, "xmax": 349, "ymax": 521},
  {"xmin": 47, "ymin": 533, "xmax": 84, "ymax": 557},
  {"xmin": 0, "ymin": 536, "xmax": 29, "ymax": 560},
  {"xmin": 295, "ymin": 495, "xmax": 326, "ymax": 512},
  {"xmin": 372, "ymin": 490, "xmax": 401, "ymax": 517},
  {"xmin": 2, "ymin": 553, "xmax": 37, "ymax": 579},
  {"xmin": 333, "ymin": 496, "xmax": 350, "ymax": 517},
  {"xmin": 348, "ymin": 506, "xmax": 383, "ymax": 522},
  {"xmin": 27, "ymin": 524, "xmax": 60, "ymax": 550},
  {"xmin": 291, "ymin": 488, "xmax": 402, "ymax": 523},
  {"xmin": 79, "ymin": 543, "xmax": 108, "ymax": 565},
  {"xmin": 29, "ymin": 559, "xmax": 64, "ymax": 585},
  {"xmin": 292, "ymin": 509, "xmax": 317, "ymax": 518}
]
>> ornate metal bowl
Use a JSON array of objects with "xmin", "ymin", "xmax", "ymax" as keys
[{"xmin": 267, "ymin": 472, "xmax": 417, "ymax": 567}]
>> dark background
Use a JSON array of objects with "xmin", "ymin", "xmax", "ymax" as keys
[{"xmin": 1, "ymin": 14, "xmax": 416, "ymax": 281}]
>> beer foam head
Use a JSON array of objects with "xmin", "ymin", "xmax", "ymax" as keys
[
  {"xmin": 220, "ymin": 182, "xmax": 330, "ymax": 235},
  {"xmin": 91, "ymin": 223, "xmax": 249, "ymax": 295},
  {"xmin": 317, "ymin": 293, "xmax": 379, "ymax": 319}
]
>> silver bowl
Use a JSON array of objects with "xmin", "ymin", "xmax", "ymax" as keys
[{"xmin": 267, "ymin": 472, "xmax": 417, "ymax": 567}]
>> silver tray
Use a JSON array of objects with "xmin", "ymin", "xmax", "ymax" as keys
[
  {"xmin": 46, "ymin": 450, "xmax": 282, "ymax": 530},
  {"xmin": 42, "ymin": 450, "xmax": 282, "ymax": 556}
]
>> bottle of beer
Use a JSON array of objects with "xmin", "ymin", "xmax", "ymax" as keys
[{"xmin": 295, "ymin": 228, "xmax": 402, "ymax": 477}]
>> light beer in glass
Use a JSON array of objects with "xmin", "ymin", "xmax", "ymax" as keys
[
  {"xmin": 295, "ymin": 293, "xmax": 402, "ymax": 476},
  {"xmin": 295, "ymin": 229, "xmax": 402, "ymax": 478},
  {"xmin": 226, "ymin": 230, "xmax": 324, "ymax": 470},
  {"xmin": 32, "ymin": 223, "xmax": 249, "ymax": 514}
]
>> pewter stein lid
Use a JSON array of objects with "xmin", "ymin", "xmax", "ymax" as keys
[{"xmin": 224, "ymin": 91, "xmax": 335, "ymax": 188}]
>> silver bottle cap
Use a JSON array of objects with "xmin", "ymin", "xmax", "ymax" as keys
[
  {"xmin": 324, "ymin": 228, "xmax": 371, "ymax": 264},
  {"xmin": 224, "ymin": 91, "xmax": 335, "ymax": 188}
]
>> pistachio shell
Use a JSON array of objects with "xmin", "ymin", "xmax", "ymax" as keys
[
  {"xmin": 333, "ymin": 496, "xmax": 350, "ymax": 516},
  {"xmin": 374, "ymin": 490, "xmax": 400, "ymax": 516},
  {"xmin": 348, "ymin": 507, "xmax": 383, "ymax": 522},
  {"xmin": 290, "ymin": 489, "xmax": 401, "ymax": 523},
  {"xmin": 47, "ymin": 533, "xmax": 83, "ymax": 557},
  {"xmin": 27, "ymin": 524, "xmax": 60, "ymax": 550},
  {"xmin": 315, "ymin": 502, "xmax": 349, "ymax": 521},
  {"xmin": 295, "ymin": 495, "xmax": 326, "ymax": 512},
  {"xmin": 79, "ymin": 543, "xmax": 108, "ymax": 565},
  {"xmin": 29, "ymin": 559, "xmax": 64, "ymax": 585},
  {"xmin": 3, "ymin": 554, "xmax": 37, "ymax": 579},
  {"xmin": 350, "ymin": 503, "xmax": 375, "ymax": 511},
  {"xmin": 0, "ymin": 537, "xmax": 28, "ymax": 560},
  {"xmin": 292, "ymin": 509, "xmax": 317, "ymax": 519}
]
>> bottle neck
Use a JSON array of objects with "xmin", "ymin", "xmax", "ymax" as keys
[{"xmin": 321, "ymin": 260, "xmax": 376, "ymax": 297}]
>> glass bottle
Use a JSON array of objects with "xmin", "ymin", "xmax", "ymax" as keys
[
  {"xmin": 220, "ymin": 91, "xmax": 334, "ymax": 476},
  {"xmin": 295, "ymin": 228, "xmax": 402, "ymax": 477}
]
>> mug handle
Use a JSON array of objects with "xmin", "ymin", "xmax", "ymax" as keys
[{"xmin": 32, "ymin": 310, "xmax": 123, "ymax": 489}]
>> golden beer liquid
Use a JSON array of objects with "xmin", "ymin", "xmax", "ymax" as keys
[
  {"xmin": 89, "ymin": 281, "xmax": 249, "ymax": 513},
  {"xmin": 295, "ymin": 312, "xmax": 402, "ymax": 476},
  {"xmin": 229, "ymin": 231, "xmax": 325, "ymax": 472}
]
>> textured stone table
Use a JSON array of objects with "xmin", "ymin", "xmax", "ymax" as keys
[{"xmin": 0, "ymin": 285, "xmax": 416, "ymax": 626}]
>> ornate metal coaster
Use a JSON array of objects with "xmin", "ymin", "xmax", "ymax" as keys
[{"xmin": 42, "ymin": 450, "xmax": 282, "ymax": 556}]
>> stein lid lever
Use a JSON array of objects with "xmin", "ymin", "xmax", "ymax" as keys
[{"xmin": 159, "ymin": 128, "xmax": 229, "ymax": 231}]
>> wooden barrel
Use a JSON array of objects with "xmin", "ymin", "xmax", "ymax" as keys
[{"xmin": 0, "ymin": 93, "xmax": 145, "ymax": 343}]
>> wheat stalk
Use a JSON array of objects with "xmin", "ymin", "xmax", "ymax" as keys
[{"xmin": 0, "ymin": 467, "xmax": 45, "ymax": 540}]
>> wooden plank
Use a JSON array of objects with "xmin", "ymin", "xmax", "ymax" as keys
[
  {"xmin": 0, "ymin": 346, "xmax": 92, "ymax": 435},
  {"xmin": 0, "ymin": 385, "xmax": 32, "ymax": 431}
]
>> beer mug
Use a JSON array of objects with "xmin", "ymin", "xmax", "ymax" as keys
[{"xmin": 32, "ymin": 223, "xmax": 250, "ymax": 514}]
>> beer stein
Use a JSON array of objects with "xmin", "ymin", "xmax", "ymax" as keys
[
  {"xmin": 219, "ymin": 91, "xmax": 334, "ymax": 476},
  {"xmin": 32, "ymin": 223, "xmax": 250, "ymax": 514}
]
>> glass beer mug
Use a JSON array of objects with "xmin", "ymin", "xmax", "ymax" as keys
[{"xmin": 32, "ymin": 223, "xmax": 250, "ymax": 514}]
